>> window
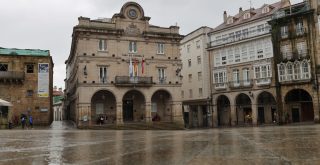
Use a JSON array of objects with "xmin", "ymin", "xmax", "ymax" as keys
[
  {"xmin": 197, "ymin": 56, "xmax": 201, "ymax": 64},
  {"xmin": 99, "ymin": 39, "xmax": 107, "ymax": 51},
  {"xmin": 198, "ymin": 72, "xmax": 202, "ymax": 81},
  {"xmin": 187, "ymin": 45, "xmax": 191, "ymax": 53},
  {"xmin": 296, "ymin": 20, "xmax": 304, "ymax": 35},
  {"xmin": 249, "ymin": 26, "xmax": 256, "ymax": 36},
  {"xmin": 0, "ymin": 63, "xmax": 8, "ymax": 71},
  {"xmin": 234, "ymin": 47, "xmax": 240, "ymax": 62},
  {"xmin": 235, "ymin": 31, "xmax": 241, "ymax": 40},
  {"xmin": 264, "ymin": 40, "xmax": 272, "ymax": 57},
  {"xmin": 188, "ymin": 59, "xmax": 192, "ymax": 67},
  {"xmin": 242, "ymin": 29, "xmax": 249, "ymax": 38},
  {"xmin": 233, "ymin": 69, "xmax": 240, "ymax": 86},
  {"xmin": 158, "ymin": 68, "xmax": 166, "ymax": 83},
  {"xmin": 243, "ymin": 13, "xmax": 251, "ymax": 19},
  {"xmin": 287, "ymin": 63, "xmax": 293, "ymax": 80},
  {"xmin": 281, "ymin": 26, "xmax": 288, "ymax": 38},
  {"xmin": 26, "ymin": 90, "xmax": 33, "ymax": 97},
  {"xmin": 297, "ymin": 41, "xmax": 307, "ymax": 57},
  {"xmin": 228, "ymin": 48, "xmax": 234, "ymax": 63},
  {"xmin": 243, "ymin": 68, "xmax": 250, "ymax": 85},
  {"xmin": 241, "ymin": 45, "xmax": 248, "ymax": 61},
  {"xmin": 196, "ymin": 40, "xmax": 200, "ymax": 49},
  {"xmin": 221, "ymin": 49, "xmax": 227, "ymax": 65},
  {"xmin": 157, "ymin": 43, "xmax": 164, "ymax": 54},
  {"xmin": 248, "ymin": 43, "xmax": 255, "ymax": 60},
  {"xmin": 26, "ymin": 64, "xmax": 34, "ymax": 73},
  {"xmin": 214, "ymin": 71, "xmax": 227, "ymax": 88},
  {"xmin": 254, "ymin": 64, "xmax": 272, "ymax": 84},
  {"xmin": 256, "ymin": 40, "xmax": 264, "ymax": 59},
  {"xmin": 99, "ymin": 66, "xmax": 107, "ymax": 83},
  {"xmin": 228, "ymin": 32, "xmax": 235, "ymax": 42},
  {"xmin": 188, "ymin": 74, "xmax": 192, "ymax": 82},
  {"xmin": 278, "ymin": 63, "xmax": 286, "ymax": 82},
  {"xmin": 129, "ymin": 41, "xmax": 137, "ymax": 53},
  {"xmin": 199, "ymin": 88, "xmax": 203, "ymax": 97},
  {"xmin": 189, "ymin": 89, "xmax": 193, "ymax": 98},
  {"xmin": 215, "ymin": 51, "xmax": 221, "ymax": 66},
  {"xmin": 181, "ymin": 90, "xmax": 184, "ymax": 98},
  {"xmin": 302, "ymin": 61, "xmax": 310, "ymax": 79},
  {"xmin": 293, "ymin": 62, "xmax": 300, "ymax": 80},
  {"xmin": 281, "ymin": 44, "xmax": 292, "ymax": 59},
  {"xmin": 257, "ymin": 24, "xmax": 264, "ymax": 33},
  {"xmin": 262, "ymin": 6, "xmax": 270, "ymax": 13}
]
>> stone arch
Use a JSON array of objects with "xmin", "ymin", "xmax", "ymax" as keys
[
  {"xmin": 284, "ymin": 89, "xmax": 314, "ymax": 122},
  {"xmin": 122, "ymin": 90, "xmax": 146, "ymax": 122},
  {"xmin": 235, "ymin": 93, "xmax": 252, "ymax": 125},
  {"xmin": 151, "ymin": 90, "xmax": 172, "ymax": 122},
  {"xmin": 256, "ymin": 91, "xmax": 277, "ymax": 124},
  {"xmin": 91, "ymin": 90, "xmax": 117, "ymax": 124},
  {"xmin": 216, "ymin": 95, "xmax": 231, "ymax": 126}
]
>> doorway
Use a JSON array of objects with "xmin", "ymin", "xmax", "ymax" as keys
[
  {"xmin": 258, "ymin": 107, "xmax": 265, "ymax": 124},
  {"xmin": 123, "ymin": 100, "xmax": 133, "ymax": 121},
  {"xmin": 292, "ymin": 108, "xmax": 300, "ymax": 123}
]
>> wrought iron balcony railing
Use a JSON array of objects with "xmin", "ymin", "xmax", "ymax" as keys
[{"xmin": 115, "ymin": 76, "xmax": 153, "ymax": 86}]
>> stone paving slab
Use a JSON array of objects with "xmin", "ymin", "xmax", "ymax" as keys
[{"xmin": 0, "ymin": 122, "xmax": 320, "ymax": 164}]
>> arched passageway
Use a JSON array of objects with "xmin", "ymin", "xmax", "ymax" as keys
[
  {"xmin": 91, "ymin": 90, "xmax": 116, "ymax": 124},
  {"xmin": 236, "ymin": 93, "xmax": 252, "ymax": 125},
  {"xmin": 122, "ymin": 90, "xmax": 146, "ymax": 122},
  {"xmin": 257, "ymin": 91, "xmax": 276, "ymax": 124},
  {"xmin": 285, "ymin": 89, "xmax": 314, "ymax": 123},
  {"xmin": 151, "ymin": 90, "xmax": 172, "ymax": 122},
  {"xmin": 216, "ymin": 95, "xmax": 231, "ymax": 126}
]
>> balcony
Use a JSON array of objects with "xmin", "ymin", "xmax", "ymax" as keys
[
  {"xmin": 255, "ymin": 77, "xmax": 272, "ymax": 86},
  {"xmin": 228, "ymin": 79, "xmax": 253, "ymax": 89},
  {"xmin": 0, "ymin": 71, "xmax": 25, "ymax": 83},
  {"xmin": 115, "ymin": 76, "xmax": 153, "ymax": 87},
  {"xmin": 214, "ymin": 82, "xmax": 227, "ymax": 90}
]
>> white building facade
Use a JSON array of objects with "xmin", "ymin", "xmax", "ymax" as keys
[
  {"xmin": 207, "ymin": 2, "xmax": 286, "ymax": 127},
  {"xmin": 180, "ymin": 27, "xmax": 212, "ymax": 128}
]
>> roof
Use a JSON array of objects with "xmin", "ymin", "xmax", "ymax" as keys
[
  {"xmin": 211, "ymin": 1, "xmax": 283, "ymax": 33},
  {"xmin": 0, "ymin": 47, "xmax": 50, "ymax": 56}
]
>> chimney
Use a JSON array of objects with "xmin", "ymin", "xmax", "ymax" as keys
[
  {"xmin": 59, "ymin": 88, "xmax": 62, "ymax": 92},
  {"xmin": 223, "ymin": 11, "xmax": 227, "ymax": 22},
  {"xmin": 53, "ymin": 86, "xmax": 57, "ymax": 91},
  {"xmin": 239, "ymin": 7, "xmax": 243, "ymax": 14}
]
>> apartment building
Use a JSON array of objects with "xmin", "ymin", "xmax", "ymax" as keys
[
  {"xmin": 64, "ymin": 2, "xmax": 184, "ymax": 127},
  {"xmin": 207, "ymin": 1, "xmax": 288, "ymax": 127},
  {"xmin": 269, "ymin": 0, "xmax": 320, "ymax": 123},
  {"xmin": 180, "ymin": 27, "xmax": 212, "ymax": 128},
  {"xmin": 0, "ymin": 47, "xmax": 53, "ymax": 126}
]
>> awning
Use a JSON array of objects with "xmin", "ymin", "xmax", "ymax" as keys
[{"xmin": 0, "ymin": 99, "xmax": 12, "ymax": 106}]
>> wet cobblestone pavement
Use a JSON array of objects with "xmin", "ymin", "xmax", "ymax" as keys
[{"xmin": 1, "ymin": 122, "xmax": 320, "ymax": 165}]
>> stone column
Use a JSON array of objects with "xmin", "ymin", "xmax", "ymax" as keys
[
  {"xmin": 197, "ymin": 105, "xmax": 203, "ymax": 127},
  {"xmin": 188, "ymin": 106, "xmax": 193, "ymax": 128},
  {"xmin": 145, "ymin": 102, "xmax": 152, "ymax": 123},
  {"xmin": 252, "ymin": 104, "xmax": 257, "ymax": 125},
  {"xmin": 230, "ymin": 105, "xmax": 237, "ymax": 126},
  {"xmin": 212, "ymin": 105, "xmax": 218, "ymax": 127},
  {"xmin": 312, "ymin": 93, "xmax": 320, "ymax": 123},
  {"xmin": 172, "ymin": 103, "xmax": 184, "ymax": 125},
  {"xmin": 116, "ymin": 102, "xmax": 123, "ymax": 125}
]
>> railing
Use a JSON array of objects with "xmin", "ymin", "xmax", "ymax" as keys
[
  {"xmin": 228, "ymin": 79, "xmax": 253, "ymax": 88},
  {"xmin": 271, "ymin": 2, "xmax": 310, "ymax": 20},
  {"xmin": 158, "ymin": 77, "xmax": 167, "ymax": 84},
  {"xmin": 0, "ymin": 71, "xmax": 25, "ymax": 80},
  {"xmin": 208, "ymin": 27, "xmax": 270, "ymax": 48},
  {"xmin": 214, "ymin": 82, "xmax": 227, "ymax": 89},
  {"xmin": 255, "ymin": 77, "xmax": 271, "ymax": 86},
  {"xmin": 115, "ymin": 76, "xmax": 153, "ymax": 86}
]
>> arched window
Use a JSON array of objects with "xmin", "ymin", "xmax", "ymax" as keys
[
  {"xmin": 243, "ymin": 13, "xmax": 251, "ymax": 19},
  {"xmin": 286, "ymin": 62, "xmax": 293, "ymax": 81},
  {"xmin": 278, "ymin": 63, "xmax": 286, "ymax": 82},
  {"xmin": 293, "ymin": 61, "xmax": 300, "ymax": 80},
  {"xmin": 301, "ymin": 61, "xmax": 310, "ymax": 79}
]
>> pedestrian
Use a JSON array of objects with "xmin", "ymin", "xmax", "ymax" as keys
[
  {"xmin": 29, "ymin": 115, "xmax": 33, "ymax": 129},
  {"xmin": 21, "ymin": 116, "xmax": 26, "ymax": 129},
  {"xmin": 100, "ymin": 115, "xmax": 104, "ymax": 125}
]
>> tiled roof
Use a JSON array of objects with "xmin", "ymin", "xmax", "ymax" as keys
[
  {"xmin": 211, "ymin": 1, "xmax": 283, "ymax": 33},
  {"xmin": 0, "ymin": 47, "xmax": 50, "ymax": 56}
]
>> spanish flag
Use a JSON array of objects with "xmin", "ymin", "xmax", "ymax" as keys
[{"xmin": 141, "ymin": 57, "xmax": 145, "ymax": 74}]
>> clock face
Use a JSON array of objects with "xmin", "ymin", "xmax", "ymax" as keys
[{"xmin": 128, "ymin": 9, "xmax": 137, "ymax": 19}]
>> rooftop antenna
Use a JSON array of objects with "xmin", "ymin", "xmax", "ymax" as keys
[{"xmin": 249, "ymin": 0, "xmax": 252, "ymax": 11}]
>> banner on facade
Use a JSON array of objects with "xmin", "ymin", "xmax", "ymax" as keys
[{"xmin": 38, "ymin": 63, "xmax": 49, "ymax": 97}]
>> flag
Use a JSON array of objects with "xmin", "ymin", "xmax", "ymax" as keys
[
  {"xmin": 129, "ymin": 55, "xmax": 133, "ymax": 77},
  {"xmin": 141, "ymin": 57, "xmax": 144, "ymax": 74},
  {"xmin": 134, "ymin": 58, "xmax": 138, "ymax": 76}
]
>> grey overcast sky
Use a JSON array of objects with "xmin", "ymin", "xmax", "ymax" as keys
[{"xmin": 0, "ymin": 0, "xmax": 302, "ymax": 89}]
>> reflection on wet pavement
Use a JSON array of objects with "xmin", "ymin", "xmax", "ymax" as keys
[{"xmin": 1, "ymin": 122, "xmax": 320, "ymax": 164}]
